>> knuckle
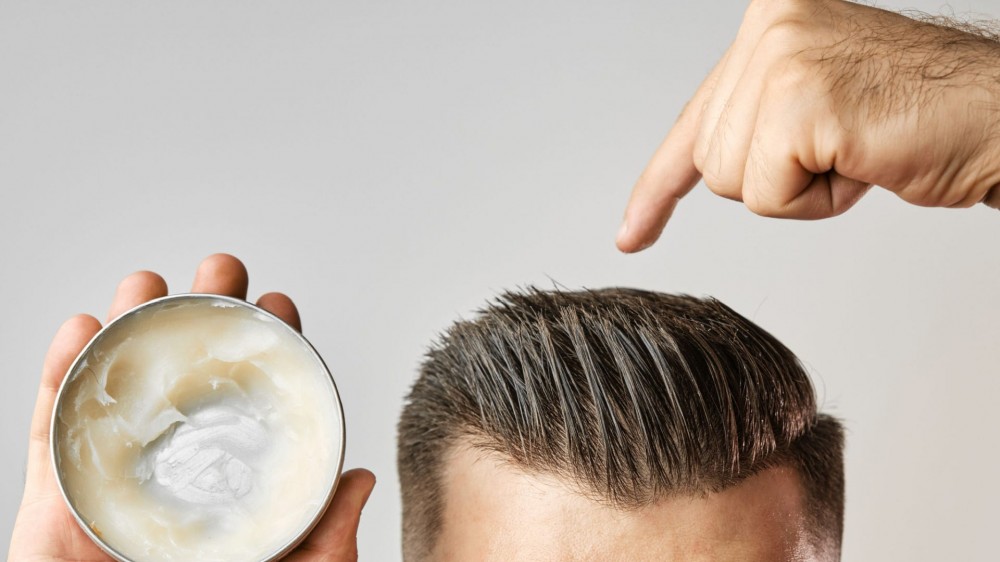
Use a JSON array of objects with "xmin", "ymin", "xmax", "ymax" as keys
[
  {"xmin": 746, "ymin": 0, "xmax": 790, "ymax": 20},
  {"xmin": 702, "ymin": 164, "xmax": 744, "ymax": 201},
  {"xmin": 701, "ymin": 170, "xmax": 728, "ymax": 197},
  {"xmin": 743, "ymin": 193, "xmax": 784, "ymax": 217},
  {"xmin": 746, "ymin": 0, "xmax": 807, "ymax": 30},
  {"xmin": 700, "ymin": 119, "xmax": 754, "ymax": 201},
  {"xmin": 758, "ymin": 19, "xmax": 810, "ymax": 54},
  {"xmin": 762, "ymin": 55, "xmax": 815, "ymax": 101},
  {"xmin": 742, "ymin": 157, "xmax": 787, "ymax": 217}
]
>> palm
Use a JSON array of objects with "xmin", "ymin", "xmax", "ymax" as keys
[
  {"xmin": 11, "ymin": 492, "xmax": 111, "ymax": 562},
  {"xmin": 9, "ymin": 256, "xmax": 375, "ymax": 562}
]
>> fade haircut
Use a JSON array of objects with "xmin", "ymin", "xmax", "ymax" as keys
[{"xmin": 398, "ymin": 288, "xmax": 844, "ymax": 560}]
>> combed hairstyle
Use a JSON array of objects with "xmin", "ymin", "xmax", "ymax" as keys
[{"xmin": 398, "ymin": 288, "xmax": 844, "ymax": 559}]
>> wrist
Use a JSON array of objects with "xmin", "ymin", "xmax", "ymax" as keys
[{"xmin": 975, "ymin": 42, "xmax": 1000, "ymax": 201}]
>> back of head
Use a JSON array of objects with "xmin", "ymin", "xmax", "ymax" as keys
[{"xmin": 398, "ymin": 288, "xmax": 844, "ymax": 560}]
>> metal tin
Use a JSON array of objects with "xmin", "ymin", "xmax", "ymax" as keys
[{"xmin": 50, "ymin": 294, "xmax": 346, "ymax": 562}]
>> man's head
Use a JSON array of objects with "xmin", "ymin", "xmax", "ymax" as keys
[{"xmin": 398, "ymin": 289, "xmax": 844, "ymax": 561}]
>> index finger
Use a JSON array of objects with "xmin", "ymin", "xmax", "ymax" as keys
[
  {"xmin": 616, "ymin": 47, "xmax": 730, "ymax": 253},
  {"xmin": 24, "ymin": 315, "xmax": 103, "ymax": 499}
]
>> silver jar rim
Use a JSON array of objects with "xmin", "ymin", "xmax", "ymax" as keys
[{"xmin": 49, "ymin": 293, "xmax": 347, "ymax": 562}]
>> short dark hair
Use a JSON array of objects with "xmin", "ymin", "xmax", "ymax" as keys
[{"xmin": 398, "ymin": 288, "xmax": 844, "ymax": 559}]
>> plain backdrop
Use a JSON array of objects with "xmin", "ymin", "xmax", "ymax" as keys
[{"xmin": 1, "ymin": 0, "xmax": 997, "ymax": 560}]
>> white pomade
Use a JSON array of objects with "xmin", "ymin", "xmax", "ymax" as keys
[{"xmin": 53, "ymin": 296, "xmax": 344, "ymax": 561}]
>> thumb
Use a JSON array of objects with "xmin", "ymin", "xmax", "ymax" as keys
[{"xmin": 286, "ymin": 468, "xmax": 376, "ymax": 562}]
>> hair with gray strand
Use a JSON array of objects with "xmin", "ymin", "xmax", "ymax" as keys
[{"xmin": 397, "ymin": 288, "xmax": 844, "ymax": 560}]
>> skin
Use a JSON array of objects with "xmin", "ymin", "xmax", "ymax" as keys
[
  {"xmin": 431, "ymin": 442, "xmax": 825, "ymax": 562},
  {"xmin": 8, "ymin": 254, "xmax": 376, "ymax": 562},
  {"xmin": 617, "ymin": 0, "xmax": 1000, "ymax": 253}
]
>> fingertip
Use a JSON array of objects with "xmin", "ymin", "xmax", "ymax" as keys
[
  {"xmin": 203, "ymin": 252, "xmax": 245, "ymax": 265},
  {"xmin": 618, "ymin": 132, "xmax": 699, "ymax": 253},
  {"xmin": 616, "ymin": 195, "xmax": 676, "ymax": 253},
  {"xmin": 199, "ymin": 253, "xmax": 248, "ymax": 280},
  {"xmin": 120, "ymin": 270, "xmax": 168, "ymax": 294},
  {"xmin": 332, "ymin": 468, "xmax": 377, "ymax": 518},
  {"xmin": 52, "ymin": 314, "xmax": 102, "ymax": 353},
  {"xmin": 108, "ymin": 271, "xmax": 168, "ymax": 322},
  {"xmin": 256, "ymin": 292, "xmax": 302, "ymax": 332},
  {"xmin": 192, "ymin": 254, "xmax": 249, "ymax": 298},
  {"xmin": 616, "ymin": 224, "xmax": 659, "ymax": 254},
  {"xmin": 60, "ymin": 313, "xmax": 103, "ymax": 336},
  {"xmin": 343, "ymin": 468, "xmax": 377, "ymax": 499},
  {"xmin": 615, "ymin": 220, "xmax": 634, "ymax": 253},
  {"xmin": 616, "ymin": 226, "xmax": 659, "ymax": 254},
  {"xmin": 42, "ymin": 314, "xmax": 102, "ymax": 390}
]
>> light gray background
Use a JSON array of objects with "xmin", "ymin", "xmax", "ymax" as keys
[{"xmin": 1, "ymin": 1, "xmax": 997, "ymax": 560}]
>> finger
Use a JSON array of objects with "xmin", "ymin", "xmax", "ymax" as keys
[
  {"xmin": 34, "ymin": 316, "xmax": 103, "ymax": 437},
  {"xmin": 739, "ymin": 84, "xmax": 871, "ymax": 219},
  {"xmin": 191, "ymin": 253, "xmax": 249, "ymax": 299},
  {"xmin": 743, "ymin": 131, "xmax": 870, "ymax": 219},
  {"xmin": 106, "ymin": 271, "xmax": 168, "ymax": 323},
  {"xmin": 286, "ymin": 468, "xmax": 376, "ymax": 562},
  {"xmin": 693, "ymin": 3, "xmax": 773, "ymax": 172},
  {"xmin": 24, "ymin": 315, "xmax": 102, "ymax": 498},
  {"xmin": 775, "ymin": 171, "xmax": 869, "ymax": 219},
  {"xmin": 699, "ymin": 45, "xmax": 770, "ymax": 201},
  {"xmin": 617, "ymin": 49, "xmax": 730, "ymax": 253},
  {"xmin": 256, "ymin": 292, "xmax": 302, "ymax": 332}
]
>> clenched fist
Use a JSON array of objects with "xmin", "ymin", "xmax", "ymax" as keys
[{"xmin": 618, "ymin": 0, "xmax": 1000, "ymax": 252}]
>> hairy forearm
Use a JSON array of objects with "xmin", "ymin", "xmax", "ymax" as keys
[
  {"xmin": 822, "ymin": 5, "xmax": 1000, "ymax": 205},
  {"xmin": 903, "ymin": 12, "xmax": 1000, "ymax": 190},
  {"xmin": 916, "ymin": 13, "xmax": 1000, "ymax": 122},
  {"xmin": 822, "ymin": 8, "xmax": 1000, "ymax": 115},
  {"xmin": 932, "ymin": 16, "xmax": 1000, "ymax": 204}
]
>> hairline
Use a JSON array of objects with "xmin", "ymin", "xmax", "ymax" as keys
[
  {"xmin": 403, "ymin": 417, "xmax": 843, "ymax": 561},
  {"xmin": 398, "ymin": 289, "xmax": 844, "ymax": 560}
]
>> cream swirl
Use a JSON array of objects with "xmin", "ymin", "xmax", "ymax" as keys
[{"xmin": 53, "ymin": 297, "xmax": 343, "ymax": 562}]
